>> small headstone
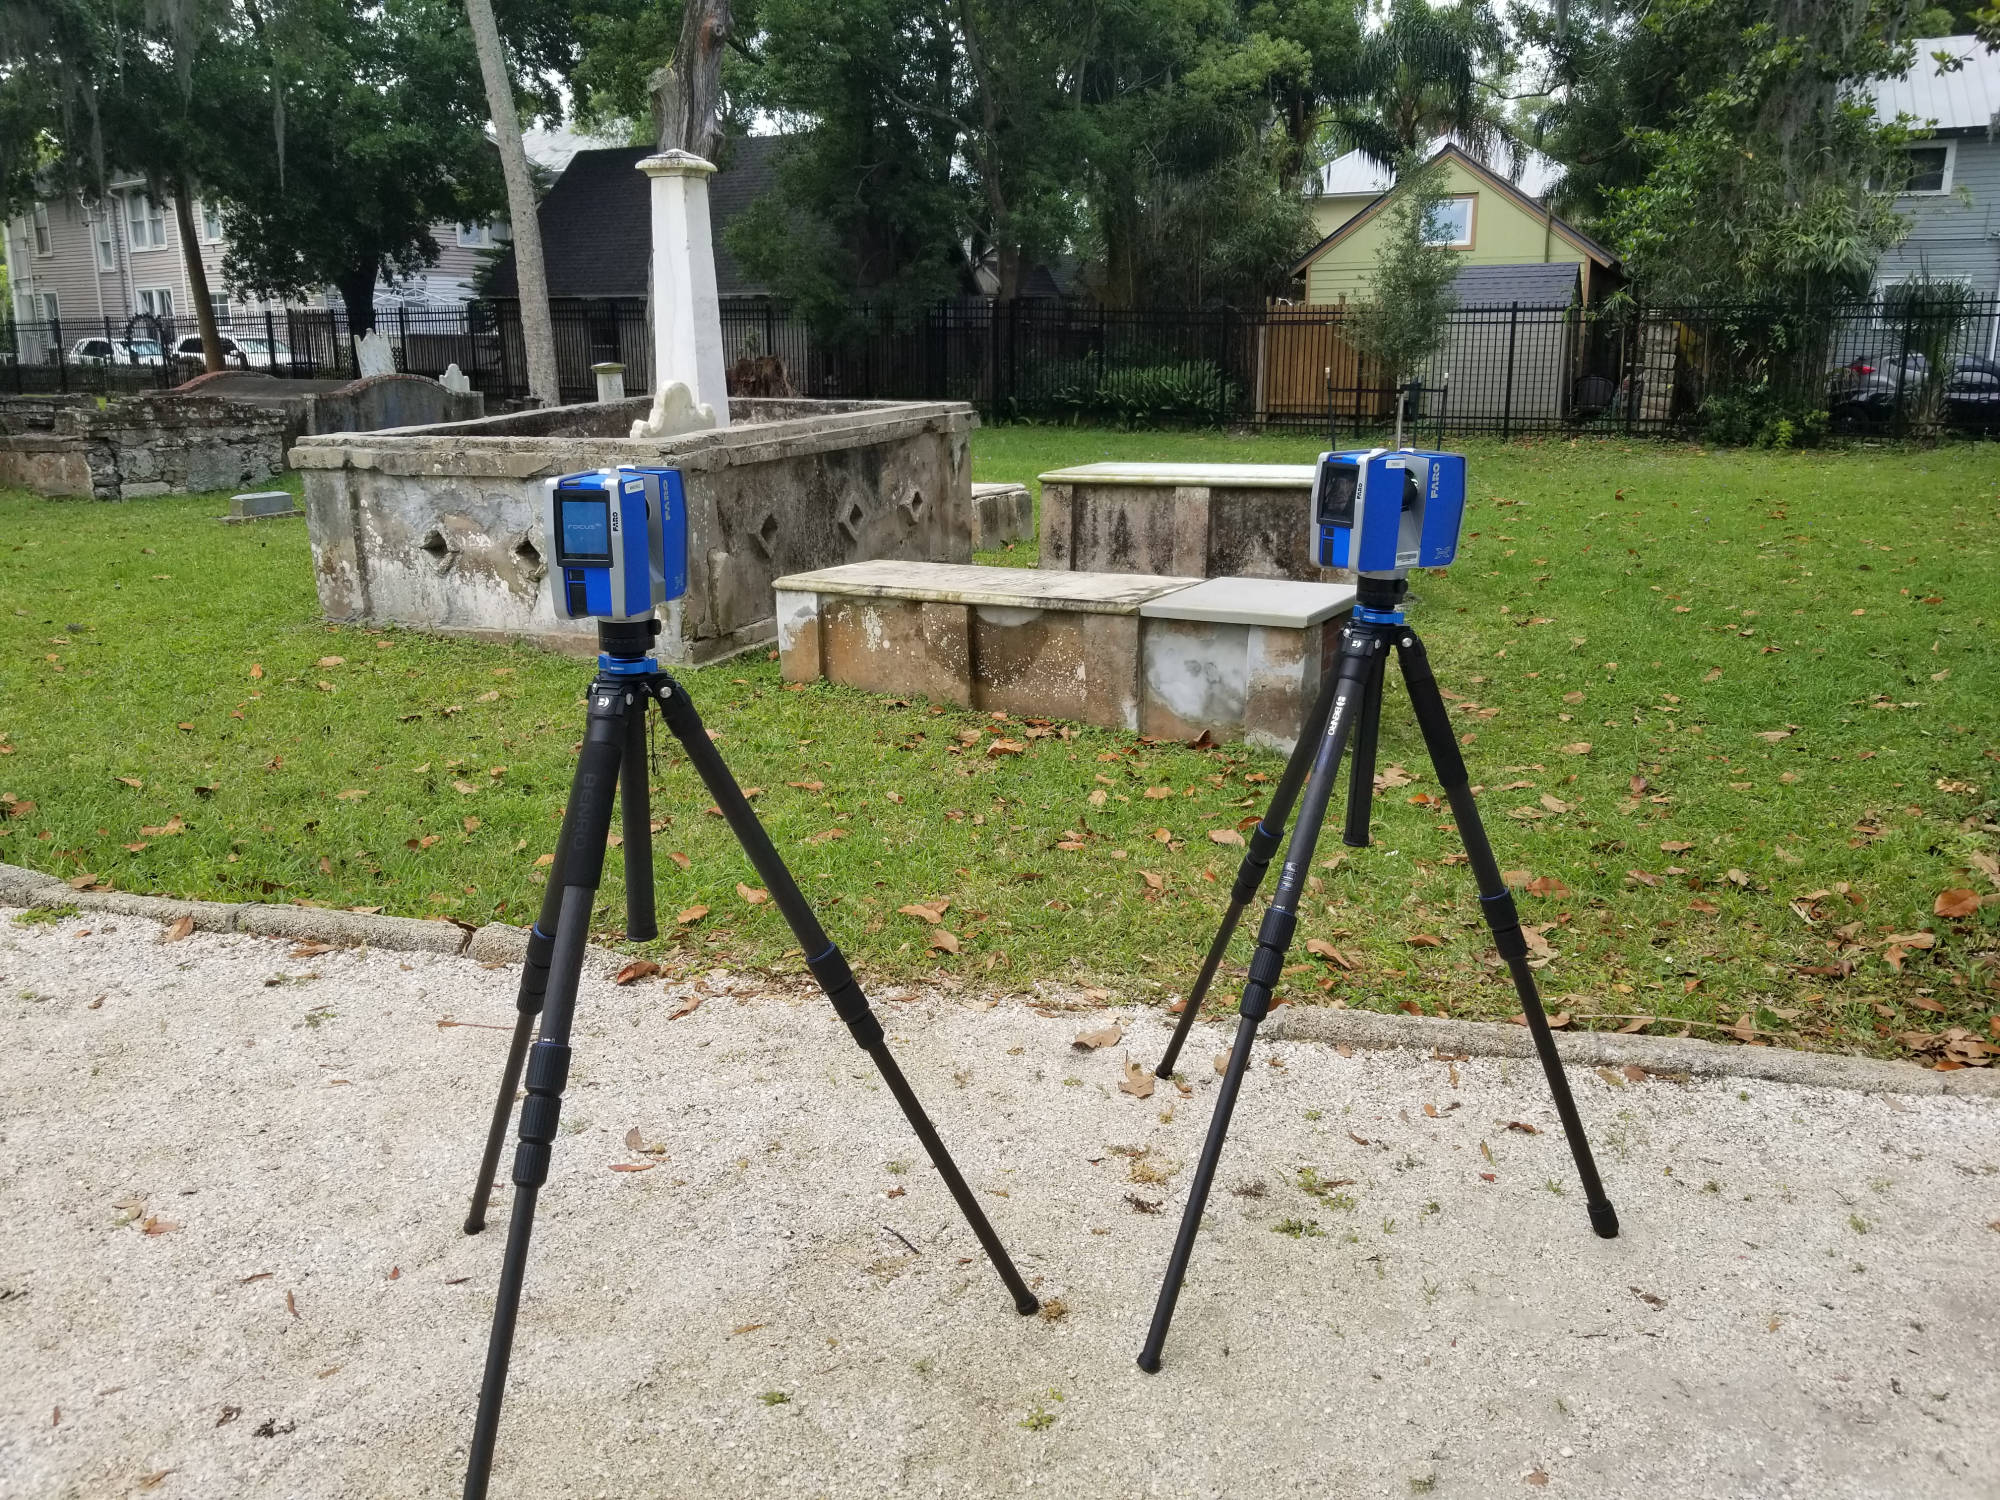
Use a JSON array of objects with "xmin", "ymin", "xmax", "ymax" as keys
[
  {"xmin": 592, "ymin": 361, "xmax": 627, "ymax": 404},
  {"xmin": 222, "ymin": 489, "xmax": 302, "ymax": 523},
  {"xmin": 353, "ymin": 330, "xmax": 396, "ymax": 378},
  {"xmin": 439, "ymin": 362, "xmax": 472, "ymax": 394}
]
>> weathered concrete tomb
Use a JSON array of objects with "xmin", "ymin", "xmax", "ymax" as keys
[
  {"xmin": 1038, "ymin": 461, "xmax": 1344, "ymax": 583},
  {"xmin": 774, "ymin": 561, "xmax": 1354, "ymax": 751},
  {"xmin": 0, "ymin": 393, "xmax": 285, "ymax": 499},
  {"xmin": 970, "ymin": 481, "xmax": 1034, "ymax": 549},
  {"xmin": 293, "ymin": 396, "xmax": 977, "ymax": 664}
]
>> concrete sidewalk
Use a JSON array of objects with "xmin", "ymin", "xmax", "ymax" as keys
[{"xmin": 2, "ymin": 912, "xmax": 1996, "ymax": 1498}]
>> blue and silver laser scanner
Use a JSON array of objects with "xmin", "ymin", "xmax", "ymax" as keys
[
  {"xmin": 545, "ymin": 466, "xmax": 688, "ymax": 622},
  {"xmin": 1311, "ymin": 447, "xmax": 1467, "ymax": 575}
]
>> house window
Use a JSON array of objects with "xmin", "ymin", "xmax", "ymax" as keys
[
  {"xmin": 128, "ymin": 192, "xmax": 168, "ymax": 250},
  {"xmin": 1896, "ymin": 143, "xmax": 1954, "ymax": 195},
  {"xmin": 41, "ymin": 292, "xmax": 60, "ymax": 324},
  {"xmin": 1424, "ymin": 196, "xmax": 1476, "ymax": 249},
  {"xmin": 138, "ymin": 287, "xmax": 176, "ymax": 320},
  {"xmin": 210, "ymin": 293, "xmax": 232, "ymax": 325},
  {"xmin": 33, "ymin": 202, "xmax": 52, "ymax": 255},
  {"xmin": 94, "ymin": 212, "xmax": 118, "ymax": 271},
  {"xmin": 201, "ymin": 200, "xmax": 224, "ymax": 241},
  {"xmin": 456, "ymin": 222, "xmax": 492, "ymax": 249}
]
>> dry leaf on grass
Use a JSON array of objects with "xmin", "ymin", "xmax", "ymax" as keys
[
  {"xmin": 898, "ymin": 902, "xmax": 948, "ymax": 924},
  {"xmin": 1207, "ymin": 828, "xmax": 1245, "ymax": 847},
  {"xmin": 736, "ymin": 884, "xmax": 770, "ymax": 905},
  {"xmin": 927, "ymin": 927, "xmax": 961, "ymax": 954},
  {"xmin": 1935, "ymin": 888, "xmax": 1981, "ymax": 918},
  {"xmin": 1559, "ymin": 742, "xmax": 1593, "ymax": 755},
  {"xmin": 676, "ymin": 905, "xmax": 709, "ymax": 925}
]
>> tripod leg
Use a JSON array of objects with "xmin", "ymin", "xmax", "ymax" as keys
[
  {"xmin": 464, "ymin": 678, "xmax": 633, "ymax": 1500},
  {"xmin": 463, "ymin": 799, "xmax": 577, "ymax": 1235},
  {"xmin": 620, "ymin": 701, "xmax": 659, "ymax": 942},
  {"xmin": 1392, "ymin": 630, "xmax": 1618, "ymax": 1240},
  {"xmin": 1341, "ymin": 647, "xmax": 1387, "ymax": 848},
  {"xmin": 1153, "ymin": 659, "xmax": 1341, "ymax": 1079},
  {"xmin": 650, "ymin": 674, "xmax": 1040, "ymax": 1316},
  {"xmin": 1139, "ymin": 626, "xmax": 1384, "ymax": 1373}
]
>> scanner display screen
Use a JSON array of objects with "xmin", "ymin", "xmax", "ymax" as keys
[{"xmin": 557, "ymin": 495, "xmax": 612, "ymax": 563}]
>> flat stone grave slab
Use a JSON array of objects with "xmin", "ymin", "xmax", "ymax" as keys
[
  {"xmin": 775, "ymin": 561, "xmax": 1353, "ymax": 749},
  {"xmin": 1039, "ymin": 461, "xmax": 1341, "ymax": 584},
  {"xmin": 223, "ymin": 489, "xmax": 303, "ymax": 522}
]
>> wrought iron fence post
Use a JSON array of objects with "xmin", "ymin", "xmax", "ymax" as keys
[
  {"xmin": 398, "ymin": 304, "xmax": 410, "ymax": 374},
  {"xmin": 55, "ymin": 319, "xmax": 68, "ymax": 394},
  {"xmin": 1623, "ymin": 301, "xmax": 1640, "ymax": 437},
  {"xmin": 1501, "ymin": 301, "xmax": 1520, "ymax": 442}
]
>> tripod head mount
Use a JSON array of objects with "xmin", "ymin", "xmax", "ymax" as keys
[
  {"xmin": 1353, "ymin": 574, "xmax": 1410, "ymax": 628},
  {"xmin": 596, "ymin": 615, "xmax": 663, "ymax": 675}
]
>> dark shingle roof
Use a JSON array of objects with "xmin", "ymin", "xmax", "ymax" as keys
[
  {"xmin": 487, "ymin": 135, "xmax": 785, "ymax": 300},
  {"xmin": 1450, "ymin": 261, "xmax": 1581, "ymax": 308}
]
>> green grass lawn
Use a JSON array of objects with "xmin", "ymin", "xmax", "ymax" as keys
[{"xmin": 2, "ymin": 433, "xmax": 1996, "ymax": 1065}]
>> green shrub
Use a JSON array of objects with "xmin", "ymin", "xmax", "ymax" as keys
[
  {"xmin": 1698, "ymin": 384, "xmax": 1828, "ymax": 448},
  {"xmin": 1013, "ymin": 359, "xmax": 1237, "ymax": 427}
]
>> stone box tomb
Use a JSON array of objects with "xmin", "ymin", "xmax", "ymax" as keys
[{"xmin": 1037, "ymin": 461, "xmax": 1347, "ymax": 583}]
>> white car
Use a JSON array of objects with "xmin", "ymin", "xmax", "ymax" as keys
[{"xmin": 70, "ymin": 337, "xmax": 165, "ymax": 366}]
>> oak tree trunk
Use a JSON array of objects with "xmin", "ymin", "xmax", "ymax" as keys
[{"xmin": 464, "ymin": 0, "xmax": 561, "ymax": 406}]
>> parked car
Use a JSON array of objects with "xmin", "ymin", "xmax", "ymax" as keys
[
  {"xmin": 69, "ymin": 337, "xmax": 165, "ymax": 366},
  {"xmin": 233, "ymin": 335, "xmax": 292, "ymax": 366},
  {"xmin": 1943, "ymin": 356, "xmax": 2000, "ymax": 429},
  {"xmin": 170, "ymin": 333, "xmax": 252, "ymax": 367}
]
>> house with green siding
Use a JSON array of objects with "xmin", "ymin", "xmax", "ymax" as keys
[{"xmin": 1293, "ymin": 142, "xmax": 1621, "ymax": 308}]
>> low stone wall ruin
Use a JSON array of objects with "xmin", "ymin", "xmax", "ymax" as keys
[{"xmin": 0, "ymin": 393, "xmax": 285, "ymax": 500}]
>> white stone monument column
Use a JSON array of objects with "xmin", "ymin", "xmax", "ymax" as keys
[{"xmin": 630, "ymin": 149, "xmax": 730, "ymax": 437}]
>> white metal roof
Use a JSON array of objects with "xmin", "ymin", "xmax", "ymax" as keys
[
  {"xmin": 1872, "ymin": 35, "xmax": 2000, "ymax": 131},
  {"xmin": 1309, "ymin": 133, "xmax": 1563, "ymax": 201}
]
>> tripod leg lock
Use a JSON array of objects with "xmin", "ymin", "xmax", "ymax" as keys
[
  {"xmin": 1230, "ymin": 822, "xmax": 1283, "ymax": 904},
  {"xmin": 516, "ymin": 923, "xmax": 556, "ymax": 1014},
  {"xmin": 806, "ymin": 944, "xmax": 886, "ymax": 1050},
  {"xmin": 511, "ymin": 1041, "xmax": 573, "ymax": 1189},
  {"xmin": 1238, "ymin": 905, "xmax": 1297, "ymax": 1022},
  {"xmin": 1478, "ymin": 890, "xmax": 1531, "ymax": 962}
]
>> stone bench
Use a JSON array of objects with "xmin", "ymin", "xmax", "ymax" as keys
[
  {"xmin": 774, "ymin": 561, "xmax": 1354, "ymax": 750},
  {"xmin": 1039, "ymin": 461, "xmax": 1342, "ymax": 583}
]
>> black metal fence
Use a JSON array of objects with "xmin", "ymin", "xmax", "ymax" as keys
[{"xmin": 5, "ymin": 294, "xmax": 1996, "ymax": 438}]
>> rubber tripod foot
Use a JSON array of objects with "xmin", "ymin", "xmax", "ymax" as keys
[
  {"xmin": 1136, "ymin": 1351, "xmax": 1162, "ymax": 1375},
  {"xmin": 1014, "ymin": 1292, "xmax": 1042, "ymax": 1317},
  {"xmin": 1589, "ymin": 1200, "xmax": 1621, "ymax": 1239},
  {"xmin": 463, "ymin": 1216, "xmax": 486, "ymax": 1236}
]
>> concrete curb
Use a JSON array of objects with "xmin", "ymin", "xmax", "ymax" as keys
[
  {"xmin": 8, "ymin": 862, "xmax": 1992, "ymax": 1100},
  {"xmin": 1268, "ymin": 1004, "xmax": 2000, "ymax": 1100},
  {"xmin": 0, "ymin": 860, "xmax": 618, "ymax": 971}
]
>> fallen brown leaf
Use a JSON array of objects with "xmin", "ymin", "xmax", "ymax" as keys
[
  {"xmin": 676, "ymin": 905, "xmax": 709, "ymax": 925},
  {"xmin": 1935, "ymin": 888, "xmax": 1980, "ymax": 919},
  {"xmin": 668, "ymin": 994, "xmax": 703, "ymax": 1020},
  {"xmin": 1207, "ymin": 828, "xmax": 1245, "ymax": 846},
  {"xmin": 614, "ymin": 960, "xmax": 661, "ymax": 986},
  {"xmin": 1073, "ymin": 1024, "xmax": 1123, "ymax": 1050},
  {"xmin": 1119, "ymin": 1057, "xmax": 1156, "ymax": 1098},
  {"xmin": 736, "ymin": 883, "xmax": 769, "ymax": 905},
  {"xmin": 162, "ymin": 915, "xmax": 194, "ymax": 943}
]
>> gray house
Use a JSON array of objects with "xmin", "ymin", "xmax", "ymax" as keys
[{"xmin": 1871, "ymin": 33, "xmax": 2000, "ymax": 349}]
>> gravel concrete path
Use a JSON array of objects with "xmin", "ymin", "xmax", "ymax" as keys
[{"xmin": 3, "ymin": 912, "xmax": 1997, "ymax": 1499}]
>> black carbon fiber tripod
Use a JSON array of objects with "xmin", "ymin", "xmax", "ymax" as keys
[
  {"xmin": 1138, "ymin": 577, "xmax": 1619, "ymax": 1373},
  {"xmin": 457, "ymin": 619, "xmax": 1038, "ymax": 1498}
]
